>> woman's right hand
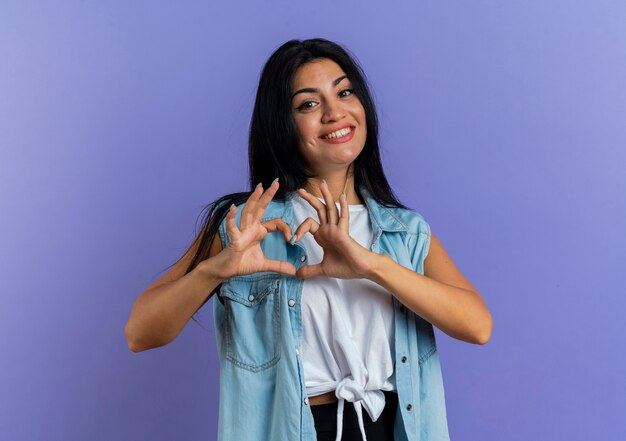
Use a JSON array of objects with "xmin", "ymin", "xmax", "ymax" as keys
[{"xmin": 206, "ymin": 179, "xmax": 297, "ymax": 280}]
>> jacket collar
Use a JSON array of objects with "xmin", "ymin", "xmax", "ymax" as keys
[{"xmin": 280, "ymin": 185, "xmax": 408, "ymax": 233}]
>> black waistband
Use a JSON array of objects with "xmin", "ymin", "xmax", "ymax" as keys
[{"xmin": 311, "ymin": 390, "xmax": 398, "ymax": 433}]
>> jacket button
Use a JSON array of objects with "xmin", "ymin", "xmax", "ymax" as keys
[
  {"xmin": 406, "ymin": 404, "xmax": 413, "ymax": 411},
  {"xmin": 399, "ymin": 305, "xmax": 406, "ymax": 313},
  {"xmin": 300, "ymin": 255, "xmax": 307, "ymax": 262},
  {"xmin": 248, "ymin": 294, "xmax": 255, "ymax": 302},
  {"xmin": 304, "ymin": 397, "xmax": 309, "ymax": 405},
  {"xmin": 401, "ymin": 356, "xmax": 407, "ymax": 363},
  {"xmin": 288, "ymin": 299, "xmax": 296, "ymax": 307}
]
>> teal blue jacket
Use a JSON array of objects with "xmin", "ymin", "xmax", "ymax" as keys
[{"xmin": 214, "ymin": 186, "xmax": 450, "ymax": 440}]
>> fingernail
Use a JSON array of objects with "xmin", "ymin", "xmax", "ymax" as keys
[
  {"xmin": 256, "ymin": 182, "xmax": 262, "ymax": 189},
  {"xmin": 272, "ymin": 177, "xmax": 279, "ymax": 185},
  {"xmin": 322, "ymin": 179, "xmax": 328, "ymax": 188},
  {"xmin": 300, "ymin": 188, "xmax": 307, "ymax": 193},
  {"xmin": 289, "ymin": 234, "xmax": 296, "ymax": 245},
  {"xmin": 342, "ymin": 192, "xmax": 346, "ymax": 200}
]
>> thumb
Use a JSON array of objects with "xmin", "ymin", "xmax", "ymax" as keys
[
  {"xmin": 263, "ymin": 258, "xmax": 297, "ymax": 276},
  {"xmin": 296, "ymin": 263, "xmax": 324, "ymax": 279}
]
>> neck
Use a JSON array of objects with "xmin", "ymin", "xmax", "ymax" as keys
[{"xmin": 303, "ymin": 166, "xmax": 362, "ymax": 204}]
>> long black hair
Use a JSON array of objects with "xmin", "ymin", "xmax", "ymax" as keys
[{"xmin": 172, "ymin": 38, "xmax": 409, "ymax": 320}]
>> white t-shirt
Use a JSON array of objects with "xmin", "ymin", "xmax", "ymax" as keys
[{"xmin": 291, "ymin": 192, "xmax": 396, "ymax": 441}]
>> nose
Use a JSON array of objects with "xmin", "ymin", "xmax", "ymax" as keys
[{"xmin": 321, "ymin": 99, "xmax": 346, "ymax": 124}]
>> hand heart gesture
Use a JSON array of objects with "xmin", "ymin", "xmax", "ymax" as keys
[{"xmin": 292, "ymin": 181, "xmax": 379, "ymax": 280}]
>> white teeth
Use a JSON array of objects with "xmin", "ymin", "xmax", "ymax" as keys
[{"xmin": 323, "ymin": 127, "xmax": 352, "ymax": 139}]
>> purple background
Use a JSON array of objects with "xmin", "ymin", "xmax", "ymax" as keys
[{"xmin": 1, "ymin": 1, "xmax": 625, "ymax": 440}]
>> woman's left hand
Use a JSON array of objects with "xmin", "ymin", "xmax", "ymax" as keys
[{"xmin": 293, "ymin": 182, "xmax": 381, "ymax": 280}]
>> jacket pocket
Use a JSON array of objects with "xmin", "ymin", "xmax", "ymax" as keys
[{"xmin": 220, "ymin": 275, "xmax": 281, "ymax": 372}]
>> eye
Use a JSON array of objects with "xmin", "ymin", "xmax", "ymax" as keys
[
  {"xmin": 339, "ymin": 88, "xmax": 354, "ymax": 98},
  {"xmin": 296, "ymin": 100, "xmax": 318, "ymax": 111}
]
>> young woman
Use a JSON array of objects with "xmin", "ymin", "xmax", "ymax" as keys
[{"xmin": 125, "ymin": 38, "xmax": 492, "ymax": 441}]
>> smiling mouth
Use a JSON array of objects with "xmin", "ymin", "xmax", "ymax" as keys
[{"xmin": 321, "ymin": 126, "xmax": 353, "ymax": 140}]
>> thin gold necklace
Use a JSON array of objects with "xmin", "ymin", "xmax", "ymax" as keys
[{"xmin": 307, "ymin": 168, "xmax": 351, "ymax": 201}]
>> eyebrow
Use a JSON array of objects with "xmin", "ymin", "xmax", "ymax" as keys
[{"xmin": 290, "ymin": 75, "xmax": 349, "ymax": 100}]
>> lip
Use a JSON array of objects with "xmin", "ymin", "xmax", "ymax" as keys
[{"xmin": 319, "ymin": 124, "xmax": 356, "ymax": 144}]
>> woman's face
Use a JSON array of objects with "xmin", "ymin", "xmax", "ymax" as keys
[{"xmin": 290, "ymin": 58, "xmax": 367, "ymax": 175}]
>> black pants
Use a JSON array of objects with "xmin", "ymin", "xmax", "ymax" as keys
[{"xmin": 311, "ymin": 391, "xmax": 398, "ymax": 441}]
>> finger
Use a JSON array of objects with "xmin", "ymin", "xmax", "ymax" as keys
[
  {"xmin": 296, "ymin": 188, "xmax": 327, "ymax": 224},
  {"xmin": 241, "ymin": 183, "xmax": 264, "ymax": 229},
  {"xmin": 225, "ymin": 204, "xmax": 241, "ymax": 241},
  {"xmin": 320, "ymin": 179, "xmax": 339, "ymax": 225},
  {"xmin": 291, "ymin": 217, "xmax": 320, "ymax": 244},
  {"xmin": 337, "ymin": 192, "xmax": 350, "ymax": 231},
  {"xmin": 262, "ymin": 258, "xmax": 297, "ymax": 276},
  {"xmin": 254, "ymin": 178, "xmax": 280, "ymax": 221},
  {"xmin": 296, "ymin": 263, "xmax": 324, "ymax": 279},
  {"xmin": 262, "ymin": 218, "xmax": 293, "ymax": 243}
]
